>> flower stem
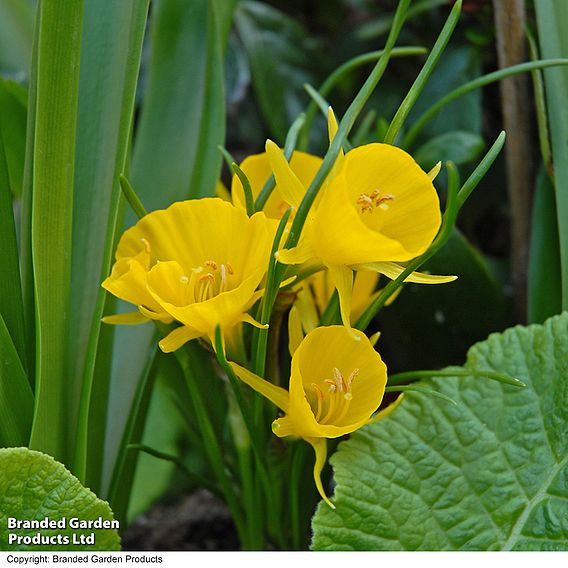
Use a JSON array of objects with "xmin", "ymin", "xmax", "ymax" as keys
[
  {"xmin": 387, "ymin": 368, "xmax": 525, "ymax": 387},
  {"xmin": 383, "ymin": 0, "xmax": 462, "ymax": 145},
  {"xmin": 172, "ymin": 344, "xmax": 247, "ymax": 546}
]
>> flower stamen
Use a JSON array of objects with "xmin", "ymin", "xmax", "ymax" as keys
[
  {"xmin": 316, "ymin": 367, "xmax": 360, "ymax": 424},
  {"xmin": 189, "ymin": 259, "xmax": 237, "ymax": 302},
  {"xmin": 140, "ymin": 237, "xmax": 151, "ymax": 255},
  {"xmin": 356, "ymin": 190, "xmax": 395, "ymax": 214}
]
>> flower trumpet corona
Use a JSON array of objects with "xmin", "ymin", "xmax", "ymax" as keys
[
  {"xmin": 102, "ymin": 198, "xmax": 274, "ymax": 351},
  {"xmin": 229, "ymin": 325, "xmax": 389, "ymax": 507},
  {"xmin": 272, "ymin": 140, "xmax": 457, "ymax": 334}
]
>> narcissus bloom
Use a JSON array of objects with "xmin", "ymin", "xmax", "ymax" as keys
[
  {"xmin": 232, "ymin": 148, "xmax": 322, "ymax": 220},
  {"xmin": 271, "ymin": 138, "xmax": 456, "ymax": 334},
  {"xmin": 102, "ymin": 198, "xmax": 274, "ymax": 351},
  {"xmin": 230, "ymin": 325, "xmax": 392, "ymax": 507}
]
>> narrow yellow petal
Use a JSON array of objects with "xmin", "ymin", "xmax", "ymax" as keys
[
  {"xmin": 288, "ymin": 305, "xmax": 304, "ymax": 356},
  {"xmin": 369, "ymin": 331, "xmax": 381, "ymax": 346},
  {"xmin": 159, "ymin": 325, "xmax": 201, "ymax": 353},
  {"xmin": 294, "ymin": 285, "xmax": 319, "ymax": 333},
  {"xmin": 327, "ymin": 107, "xmax": 339, "ymax": 144},
  {"xmin": 229, "ymin": 361, "xmax": 290, "ymax": 412},
  {"xmin": 138, "ymin": 304, "xmax": 174, "ymax": 323},
  {"xmin": 101, "ymin": 311, "xmax": 149, "ymax": 325},
  {"xmin": 275, "ymin": 241, "xmax": 316, "ymax": 265},
  {"xmin": 327, "ymin": 264, "xmax": 358, "ymax": 338},
  {"xmin": 327, "ymin": 107, "xmax": 344, "ymax": 171},
  {"xmin": 265, "ymin": 140, "xmax": 305, "ymax": 209},
  {"xmin": 307, "ymin": 438, "xmax": 335, "ymax": 509},
  {"xmin": 357, "ymin": 261, "xmax": 457, "ymax": 284},
  {"xmin": 271, "ymin": 416, "xmax": 299, "ymax": 438},
  {"xmin": 240, "ymin": 313, "xmax": 269, "ymax": 329},
  {"xmin": 428, "ymin": 161, "xmax": 442, "ymax": 181},
  {"xmin": 385, "ymin": 285, "xmax": 402, "ymax": 306},
  {"xmin": 368, "ymin": 394, "xmax": 404, "ymax": 424}
]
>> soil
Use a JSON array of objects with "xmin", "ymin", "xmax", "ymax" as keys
[{"xmin": 122, "ymin": 490, "xmax": 240, "ymax": 551}]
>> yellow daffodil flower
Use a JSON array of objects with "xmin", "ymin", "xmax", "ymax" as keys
[
  {"xmin": 230, "ymin": 325, "xmax": 392, "ymax": 508},
  {"xmin": 231, "ymin": 150, "xmax": 322, "ymax": 220},
  {"xmin": 102, "ymin": 198, "xmax": 274, "ymax": 351},
  {"xmin": 269, "ymin": 128, "xmax": 456, "ymax": 335}
]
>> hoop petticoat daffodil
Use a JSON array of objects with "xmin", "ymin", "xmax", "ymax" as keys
[
  {"xmin": 102, "ymin": 198, "xmax": 274, "ymax": 351},
  {"xmin": 232, "ymin": 149, "xmax": 322, "ymax": 220},
  {"xmin": 230, "ymin": 325, "xmax": 395, "ymax": 508},
  {"xmin": 271, "ymin": 140, "xmax": 456, "ymax": 335}
]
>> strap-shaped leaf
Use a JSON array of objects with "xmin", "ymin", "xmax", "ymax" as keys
[
  {"xmin": 130, "ymin": 0, "xmax": 232, "ymax": 207},
  {"xmin": 312, "ymin": 312, "xmax": 568, "ymax": 550},
  {"xmin": 71, "ymin": 0, "xmax": 150, "ymax": 491},
  {"xmin": 0, "ymin": 106, "xmax": 25, "ymax": 366},
  {"xmin": 0, "ymin": 314, "xmax": 32, "ymax": 447},
  {"xmin": 29, "ymin": 0, "xmax": 84, "ymax": 461}
]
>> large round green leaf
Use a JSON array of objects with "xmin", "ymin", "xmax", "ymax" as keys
[
  {"xmin": 0, "ymin": 448, "xmax": 120, "ymax": 551},
  {"xmin": 312, "ymin": 312, "xmax": 568, "ymax": 550}
]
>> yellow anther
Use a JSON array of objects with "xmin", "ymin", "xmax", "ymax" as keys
[
  {"xmin": 333, "ymin": 367, "xmax": 344, "ymax": 392},
  {"xmin": 204, "ymin": 260, "xmax": 218, "ymax": 270},
  {"xmin": 324, "ymin": 379, "xmax": 337, "ymax": 393},
  {"xmin": 226, "ymin": 263, "xmax": 234, "ymax": 275},
  {"xmin": 346, "ymin": 368, "xmax": 359, "ymax": 391},
  {"xmin": 356, "ymin": 190, "xmax": 395, "ymax": 214}
]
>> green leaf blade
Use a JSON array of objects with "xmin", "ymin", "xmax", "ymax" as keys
[
  {"xmin": 0, "ymin": 0, "xmax": 34, "ymax": 77},
  {"xmin": 131, "ymin": 0, "xmax": 232, "ymax": 208},
  {"xmin": 71, "ymin": 0, "xmax": 150, "ymax": 489},
  {"xmin": 29, "ymin": 0, "xmax": 84, "ymax": 461},
  {"xmin": 0, "ymin": 448, "xmax": 120, "ymax": 551},
  {"xmin": 312, "ymin": 313, "xmax": 568, "ymax": 550},
  {"xmin": 0, "ymin": 109, "xmax": 26, "ymax": 366},
  {"xmin": 528, "ymin": 169, "xmax": 562, "ymax": 323},
  {"xmin": 535, "ymin": 3, "xmax": 568, "ymax": 310},
  {"xmin": 0, "ymin": 314, "xmax": 33, "ymax": 447}
]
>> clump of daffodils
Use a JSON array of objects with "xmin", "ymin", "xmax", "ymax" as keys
[{"xmin": 102, "ymin": 107, "xmax": 456, "ymax": 507}]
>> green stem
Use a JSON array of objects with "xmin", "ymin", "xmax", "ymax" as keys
[
  {"xmin": 319, "ymin": 290, "xmax": 340, "ymax": 326},
  {"xmin": 281, "ymin": 0, "xmax": 411, "ymax": 255},
  {"xmin": 129, "ymin": 443, "xmax": 222, "ymax": 496},
  {"xmin": 290, "ymin": 442, "xmax": 307, "ymax": 550},
  {"xmin": 388, "ymin": 368, "xmax": 525, "ymax": 387},
  {"xmin": 383, "ymin": 0, "xmax": 462, "ymax": 144},
  {"xmin": 172, "ymin": 344, "xmax": 247, "ymax": 545},
  {"xmin": 402, "ymin": 59, "xmax": 568, "ymax": 148},
  {"xmin": 457, "ymin": 132, "xmax": 506, "ymax": 209},
  {"xmin": 299, "ymin": 46, "xmax": 427, "ymax": 150},
  {"xmin": 119, "ymin": 174, "xmax": 148, "ymax": 218},
  {"xmin": 384, "ymin": 384, "xmax": 457, "ymax": 405},
  {"xmin": 252, "ymin": 209, "xmax": 292, "ymax": 376},
  {"xmin": 214, "ymin": 327, "xmax": 280, "ymax": 548},
  {"xmin": 231, "ymin": 162, "xmax": 255, "ymax": 216}
]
